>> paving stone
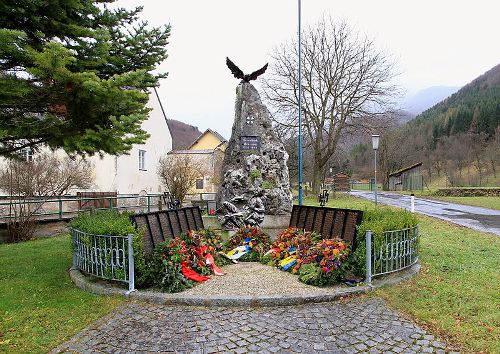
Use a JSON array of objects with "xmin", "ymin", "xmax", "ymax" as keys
[
  {"xmin": 354, "ymin": 343, "xmax": 368, "ymax": 351},
  {"xmin": 50, "ymin": 297, "xmax": 455, "ymax": 354},
  {"xmin": 417, "ymin": 339, "xmax": 430, "ymax": 346}
]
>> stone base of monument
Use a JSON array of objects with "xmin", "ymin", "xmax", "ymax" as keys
[
  {"xmin": 203, "ymin": 214, "xmax": 290, "ymax": 240},
  {"xmin": 260, "ymin": 214, "xmax": 290, "ymax": 240},
  {"xmin": 202, "ymin": 215, "xmax": 221, "ymax": 230}
]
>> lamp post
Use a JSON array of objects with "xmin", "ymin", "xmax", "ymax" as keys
[
  {"xmin": 371, "ymin": 134, "xmax": 379, "ymax": 205},
  {"xmin": 297, "ymin": 0, "xmax": 303, "ymax": 206}
]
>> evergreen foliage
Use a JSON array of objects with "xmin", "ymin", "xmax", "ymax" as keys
[
  {"xmin": 407, "ymin": 64, "xmax": 500, "ymax": 146},
  {"xmin": 0, "ymin": 1, "xmax": 170, "ymax": 157}
]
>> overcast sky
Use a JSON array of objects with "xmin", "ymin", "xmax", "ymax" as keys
[{"xmin": 117, "ymin": 0, "xmax": 500, "ymax": 139}]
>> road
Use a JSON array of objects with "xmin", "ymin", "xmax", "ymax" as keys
[{"xmin": 351, "ymin": 190, "xmax": 500, "ymax": 236}]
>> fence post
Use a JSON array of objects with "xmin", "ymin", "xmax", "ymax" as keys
[
  {"xmin": 147, "ymin": 195, "xmax": 151, "ymax": 212},
  {"xmin": 126, "ymin": 234, "xmax": 135, "ymax": 294},
  {"xmin": 108, "ymin": 197, "xmax": 112, "ymax": 210},
  {"xmin": 71, "ymin": 229, "xmax": 77, "ymax": 269},
  {"xmin": 58, "ymin": 197, "xmax": 63, "ymax": 220},
  {"xmin": 365, "ymin": 230, "xmax": 372, "ymax": 285}
]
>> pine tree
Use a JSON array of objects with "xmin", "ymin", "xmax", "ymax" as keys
[{"xmin": 0, "ymin": 1, "xmax": 170, "ymax": 157}]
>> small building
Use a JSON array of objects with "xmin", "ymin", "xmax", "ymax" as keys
[
  {"xmin": 333, "ymin": 172, "xmax": 350, "ymax": 192},
  {"xmin": 167, "ymin": 129, "xmax": 227, "ymax": 194},
  {"xmin": 188, "ymin": 129, "xmax": 227, "ymax": 152},
  {"xmin": 388, "ymin": 162, "xmax": 423, "ymax": 191},
  {"xmin": 0, "ymin": 88, "xmax": 173, "ymax": 196}
]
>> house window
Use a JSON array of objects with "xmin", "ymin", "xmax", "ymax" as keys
[
  {"xmin": 18, "ymin": 148, "xmax": 33, "ymax": 161},
  {"xmin": 139, "ymin": 150, "xmax": 146, "ymax": 170},
  {"xmin": 195, "ymin": 178, "xmax": 204, "ymax": 190}
]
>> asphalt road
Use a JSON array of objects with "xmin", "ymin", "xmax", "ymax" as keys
[{"xmin": 351, "ymin": 190, "xmax": 500, "ymax": 236}]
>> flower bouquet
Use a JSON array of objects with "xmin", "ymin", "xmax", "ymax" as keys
[{"xmin": 224, "ymin": 225, "xmax": 271, "ymax": 262}]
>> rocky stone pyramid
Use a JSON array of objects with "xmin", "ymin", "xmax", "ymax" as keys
[{"xmin": 217, "ymin": 82, "xmax": 292, "ymax": 215}]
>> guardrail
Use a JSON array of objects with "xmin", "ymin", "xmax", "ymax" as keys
[
  {"xmin": 365, "ymin": 225, "xmax": 419, "ymax": 284},
  {"xmin": 71, "ymin": 228, "xmax": 135, "ymax": 293},
  {"xmin": 0, "ymin": 194, "xmax": 164, "ymax": 222}
]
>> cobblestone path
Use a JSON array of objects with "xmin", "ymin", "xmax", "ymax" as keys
[{"xmin": 52, "ymin": 298, "xmax": 456, "ymax": 353}]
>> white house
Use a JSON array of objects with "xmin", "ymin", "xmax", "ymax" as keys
[
  {"xmin": 88, "ymin": 89, "xmax": 172, "ymax": 195},
  {"xmin": 0, "ymin": 88, "xmax": 172, "ymax": 197}
]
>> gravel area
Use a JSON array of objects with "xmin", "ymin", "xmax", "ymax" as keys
[{"xmin": 182, "ymin": 262, "xmax": 347, "ymax": 296}]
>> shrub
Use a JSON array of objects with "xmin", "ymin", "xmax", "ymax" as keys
[
  {"xmin": 146, "ymin": 237, "xmax": 195, "ymax": 293},
  {"xmin": 70, "ymin": 210, "xmax": 149, "ymax": 286},
  {"xmin": 348, "ymin": 207, "xmax": 419, "ymax": 276}
]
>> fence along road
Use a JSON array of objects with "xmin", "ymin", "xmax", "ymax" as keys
[{"xmin": 351, "ymin": 190, "xmax": 500, "ymax": 236}]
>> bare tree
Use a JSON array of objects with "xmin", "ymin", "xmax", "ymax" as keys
[
  {"xmin": 0, "ymin": 153, "xmax": 93, "ymax": 242},
  {"xmin": 157, "ymin": 154, "xmax": 206, "ymax": 203},
  {"xmin": 263, "ymin": 18, "xmax": 398, "ymax": 194},
  {"xmin": 0, "ymin": 153, "xmax": 93, "ymax": 196}
]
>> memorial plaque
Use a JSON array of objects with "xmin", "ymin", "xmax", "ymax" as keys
[{"xmin": 240, "ymin": 136, "xmax": 261, "ymax": 151}]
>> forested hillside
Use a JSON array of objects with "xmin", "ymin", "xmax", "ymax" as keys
[
  {"xmin": 347, "ymin": 64, "xmax": 500, "ymax": 188},
  {"xmin": 409, "ymin": 63, "xmax": 500, "ymax": 148}
]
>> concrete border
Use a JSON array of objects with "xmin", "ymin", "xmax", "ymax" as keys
[{"xmin": 69, "ymin": 263, "xmax": 420, "ymax": 307}]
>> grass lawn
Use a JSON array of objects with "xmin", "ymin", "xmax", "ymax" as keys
[
  {"xmin": 394, "ymin": 190, "xmax": 500, "ymax": 211},
  {"xmin": 0, "ymin": 234, "xmax": 123, "ymax": 354},
  {"xmin": 375, "ymin": 216, "xmax": 500, "ymax": 353},
  {"xmin": 427, "ymin": 196, "xmax": 500, "ymax": 211},
  {"xmin": 303, "ymin": 193, "xmax": 499, "ymax": 353}
]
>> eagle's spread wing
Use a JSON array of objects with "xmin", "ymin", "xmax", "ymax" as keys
[
  {"xmin": 226, "ymin": 57, "xmax": 244, "ymax": 80},
  {"xmin": 247, "ymin": 63, "xmax": 268, "ymax": 81}
]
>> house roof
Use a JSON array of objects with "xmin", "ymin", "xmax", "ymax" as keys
[
  {"xmin": 188, "ymin": 129, "xmax": 227, "ymax": 149},
  {"xmin": 389, "ymin": 162, "xmax": 423, "ymax": 177},
  {"xmin": 167, "ymin": 149, "xmax": 215, "ymax": 155},
  {"xmin": 166, "ymin": 120, "xmax": 202, "ymax": 150}
]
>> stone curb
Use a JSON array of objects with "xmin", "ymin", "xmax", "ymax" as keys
[{"xmin": 69, "ymin": 263, "xmax": 420, "ymax": 307}]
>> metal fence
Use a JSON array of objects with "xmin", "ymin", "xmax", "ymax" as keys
[
  {"xmin": 350, "ymin": 181, "xmax": 382, "ymax": 191},
  {"xmin": 365, "ymin": 225, "xmax": 419, "ymax": 284},
  {"xmin": 71, "ymin": 228, "xmax": 135, "ymax": 292},
  {"xmin": 0, "ymin": 194, "xmax": 164, "ymax": 222}
]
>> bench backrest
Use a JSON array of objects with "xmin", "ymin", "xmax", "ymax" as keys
[
  {"xmin": 130, "ymin": 206, "xmax": 204, "ymax": 255},
  {"xmin": 289, "ymin": 205, "xmax": 363, "ymax": 250}
]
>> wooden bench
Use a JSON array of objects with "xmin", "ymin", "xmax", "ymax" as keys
[
  {"xmin": 130, "ymin": 206, "xmax": 204, "ymax": 255},
  {"xmin": 289, "ymin": 205, "xmax": 363, "ymax": 250}
]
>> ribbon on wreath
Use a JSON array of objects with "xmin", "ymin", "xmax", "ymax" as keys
[
  {"xmin": 195, "ymin": 246, "xmax": 225, "ymax": 276},
  {"xmin": 180, "ymin": 261, "xmax": 210, "ymax": 282}
]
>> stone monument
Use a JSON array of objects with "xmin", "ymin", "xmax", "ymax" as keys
[{"xmin": 217, "ymin": 59, "xmax": 292, "ymax": 229}]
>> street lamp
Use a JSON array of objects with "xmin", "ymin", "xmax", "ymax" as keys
[
  {"xmin": 371, "ymin": 134, "xmax": 380, "ymax": 205},
  {"xmin": 297, "ymin": 0, "xmax": 303, "ymax": 206}
]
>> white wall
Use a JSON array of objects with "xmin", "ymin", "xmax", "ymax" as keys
[
  {"xmin": 0, "ymin": 90, "xmax": 172, "ymax": 196},
  {"xmin": 90, "ymin": 90, "xmax": 172, "ymax": 194}
]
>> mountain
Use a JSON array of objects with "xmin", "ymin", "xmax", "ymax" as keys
[
  {"xmin": 403, "ymin": 86, "xmax": 460, "ymax": 115},
  {"xmin": 394, "ymin": 110, "xmax": 416, "ymax": 125},
  {"xmin": 407, "ymin": 63, "xmax": 500, "ymax": 144}
]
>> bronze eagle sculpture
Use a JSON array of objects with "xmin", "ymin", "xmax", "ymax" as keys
[{"xmin": 226, "ymin": 57, "xmax": 268, "ymax": 82}]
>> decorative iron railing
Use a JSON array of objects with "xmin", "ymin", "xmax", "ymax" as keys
[
  {"xmin": 365, "ymin": 225, "xmax": 419, "ymax": 284},
  {"xmin": 71, "ymin": 228, "xmax": 135, "ymax": 292}
]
